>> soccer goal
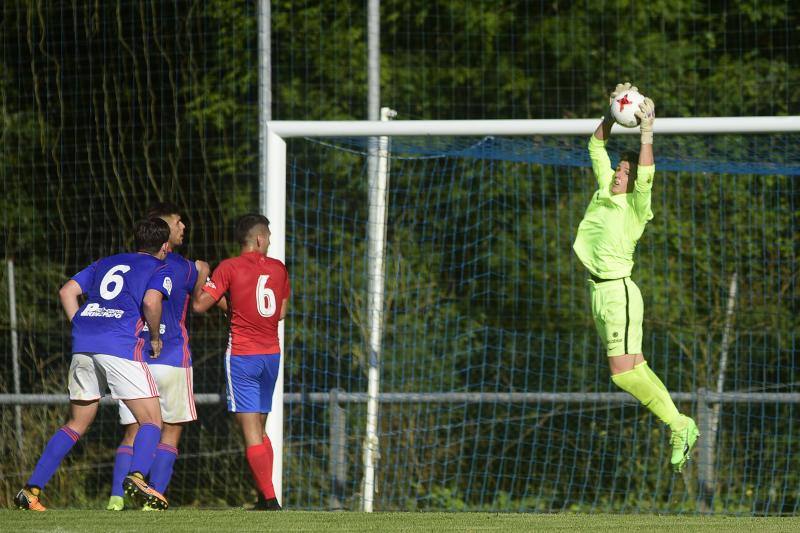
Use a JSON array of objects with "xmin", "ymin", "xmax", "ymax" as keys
[
  {"xmin": 263, "ymin": 113, "xmax": 800, "ymax": 514},
  {"xmin": 4, "ymin": 114, "xmax": 796, "ymax": 514}
]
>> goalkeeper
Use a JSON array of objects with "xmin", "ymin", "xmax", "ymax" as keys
[{"xmin": 572, "ymin": 83, "xmax": 699, "ymax": 472}]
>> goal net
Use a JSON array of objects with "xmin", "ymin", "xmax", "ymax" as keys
[
  {"xmin": 2, "ymin": 121, "xmax": 798, "ymax": 515},
  {"xmin": 273, "ymin": 123, "xmax": 800, "ymax": 514}
]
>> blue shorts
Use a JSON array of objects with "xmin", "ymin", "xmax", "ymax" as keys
[{"xmin": 225, "ymin": 353, "xmax": 280, "ymax": 413}]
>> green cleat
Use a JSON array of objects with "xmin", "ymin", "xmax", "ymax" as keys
[
  {"xmin": 670, "ymin": 415, "xmax": 699, "ymax": 473},
  {"xmin": 106, "ymin": 495, "xmax": 124, "ymax": 511}
]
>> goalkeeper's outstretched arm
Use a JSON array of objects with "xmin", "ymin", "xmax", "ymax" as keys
[
  {"xmin": 593, "ymin": 113, "xmax": 614, "ymax": 142},
  {"xmin": 588, "ymin": 83, "xmax": 636, "ymax": 188},
  {"xmin": 632, "ymin": 96, "xmax": 656, "ymax": 221},
  {"xmin": 635, "ymin": 96, "xmax": 655, "ymax": 166}
]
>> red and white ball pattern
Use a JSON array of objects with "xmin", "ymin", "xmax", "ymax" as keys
[{"xmin": 610, "ymin": 89, "xmax": 645, "ymax": 128}]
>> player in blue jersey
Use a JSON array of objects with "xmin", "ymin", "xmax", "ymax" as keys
[
  {"xmin": 107, "ymin": 203, "xmax": 211, "ymax": 511},
  {"xmin": 15, "ymin": 218, "xmax": 174, "ymax": 512}
]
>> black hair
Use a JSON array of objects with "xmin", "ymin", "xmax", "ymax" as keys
[
  {"xmin": 619, "ymin": 151, "xmax": 639, "ymax": 163},
  {"xmin": 146, "ymin": 202, "xmax": 182, "ymax": 220},
  {"xmin": 134, "ymin": 218, "xmax": 171, "ymax": 254},
  {"xmin": 618, "ymin": 151, "xmax": 639, "ymax": 180},
  {"xmin": 235, "ymin": 213, "xmax": 270, "ymax": 246}
]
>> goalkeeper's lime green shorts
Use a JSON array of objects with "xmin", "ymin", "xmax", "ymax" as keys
[{"xmin": 589, "ymin": 276, "xmax": 644, "ymax": 357}]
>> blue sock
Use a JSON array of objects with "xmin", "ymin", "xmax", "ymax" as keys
[
  {"xmin": 148, "ymin": 443, "xmax": 178, "ymax": 494},
  {"xmin": 26, "ymin": 426, "xmax": 81, "ymax": 489},
  {"xmin": 111, "ymin": 445, "xmax": 134, "ymax": 497},
  {"xmin": 129, "ymin": 423, "xmax": 161, "ymax": 476}
]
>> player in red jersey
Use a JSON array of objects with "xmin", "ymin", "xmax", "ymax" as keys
[{"xmin": 193, "ymin": 213, "xmax": 290, "ymax": 511}]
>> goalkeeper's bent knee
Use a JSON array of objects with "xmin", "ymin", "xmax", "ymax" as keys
[{"xmin": 611, "ymin": 362, "xmax": 680, "ymax": 426}]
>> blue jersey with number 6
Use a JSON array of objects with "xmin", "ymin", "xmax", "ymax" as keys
[
  {"xmin": 137, "ymin": 252, "xmax": 198, "ymax": 368},
  {"xmin": 70, "ymin": 252, "xmax": 173, "ymax": 361}
]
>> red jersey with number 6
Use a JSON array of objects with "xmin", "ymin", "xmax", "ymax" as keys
[{"xmin": 202, "ymin": 251, "xmax": 290, "ymax": 355}]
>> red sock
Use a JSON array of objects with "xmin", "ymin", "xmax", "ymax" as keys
[
  {"xmin": 246, "ymin": 443, "xmax": 275, "ymax": 499},
  {"xmin": 261, "ymin": 434, "xmax": 274, "ymax": 466}
]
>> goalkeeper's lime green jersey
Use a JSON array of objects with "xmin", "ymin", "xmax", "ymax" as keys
[{"xmin": 572, "ymin": 135, "xmax": 655, "ymax": 279}]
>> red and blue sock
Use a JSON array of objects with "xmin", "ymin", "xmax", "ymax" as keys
[
  {"xmin": 111, "ymin": 445, "xmax": 133, "ymax": 497},
  {"xmin": 26, "ymin": 426, "xmax": 81, "ymax": 489},
  {"xmin": 148, "ymin": 443, "xmax": 178, "ymax": 494}
]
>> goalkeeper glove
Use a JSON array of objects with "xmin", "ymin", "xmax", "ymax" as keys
[{"xmin": 635, "ymin": 97, "xmax": 655, "ymax": 144}]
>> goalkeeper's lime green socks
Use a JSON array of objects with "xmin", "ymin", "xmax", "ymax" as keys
[
  {"xmin": 611, "ymin": 361, "xmax": 681, "ymax": 427},
  {"xmin": 641, "ymin": 361, "xmax": 669, "ymax": 393}
]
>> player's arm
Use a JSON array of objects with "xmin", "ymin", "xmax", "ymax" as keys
[
  {"xmin": 61, "ymin": 262, "xmax": 97, "ymax": 321},
  {"xmin": 279, "ymin": 298, "xmax": 289, "ymax": 321},
  {"xmin": 58, "ymin": 280, "xmax": 83, "ymax": 322},
  {"xmin": 144, "ymin": 265, "xmax": 173, "ymax": 358},
  {"xmin": 191, "ymin": 259, "xmax": 213, "ymax": 312},
  {"xmin": 633, "ymin": 97, "xmax": 656, "ymax": 221},
  {"xmin": 593, "ymin": 109, "xmax": 614, "ymax": 142},
  {"xmin": 589, "ymin": 83, "xmax": 633, "ymax": 188},
  {"xmin": 588, "ymin": 135, "xmax": 614, "ymax": 189},
  {"xmin": 594, "ymin": 82, "xmax": 631, "ymax": 142},
  {"xmin": 193, "ymin": 261, "xmax": 229, "ymax": 314},
  {"xmin": 193, "ymin": 259, "xmax": 229, "ymax": 313},
  {"xmin": 143, "ymin": 288, "xmax": 164, "ymax": 358},
  {"xmin": 193, "ymin": 289, "xmax": 219, "ymax": 313},
  {"xmin": 279, "ymin": 269, "xmax": 291, "ymax": 321},
  {"xmin": 636, "ymin": 97, "xmax": 655, "ymax": 166}
]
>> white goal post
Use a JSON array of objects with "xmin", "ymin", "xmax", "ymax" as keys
[{"xmin": 260, "ymin": 115, "xmax": 800, "ymax": 510}]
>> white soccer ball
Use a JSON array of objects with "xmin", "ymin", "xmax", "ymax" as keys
[{"xmin": 610, "ymin": 89, "xmax": 645, "ymax": 128}]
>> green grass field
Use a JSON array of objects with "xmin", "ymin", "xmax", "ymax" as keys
[{"xmin": 1, "ymin": 510, "xmax": 798, "ymax": 533}]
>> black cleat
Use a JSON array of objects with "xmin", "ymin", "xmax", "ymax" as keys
[{"xmin": 249, "ymin": 495, "xmax": 282, "ymax": 511}]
